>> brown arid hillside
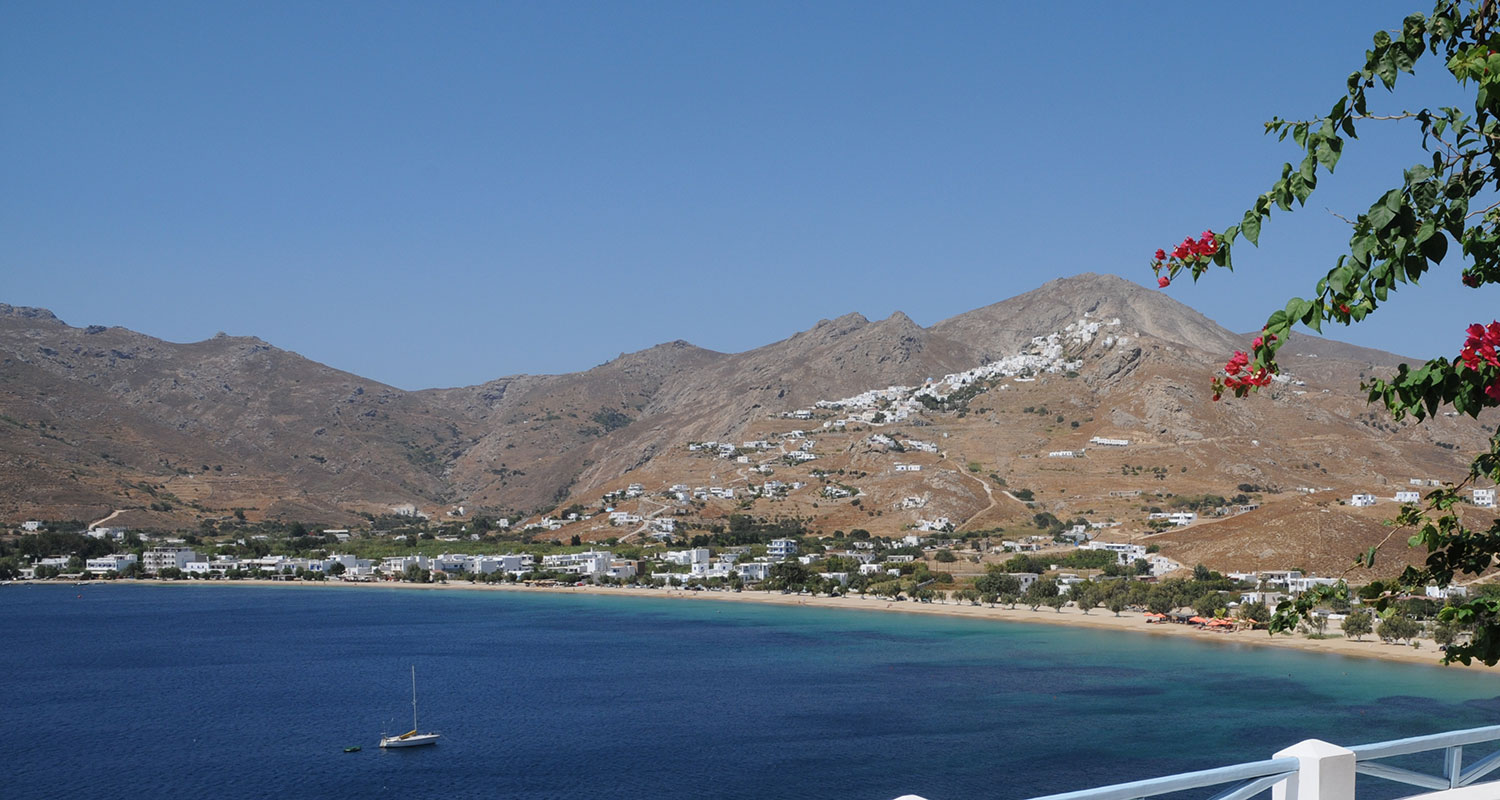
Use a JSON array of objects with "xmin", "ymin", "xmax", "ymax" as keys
[{"xmin": 1, "ymin": 273, "xmax": 1493, "ymax": 577}]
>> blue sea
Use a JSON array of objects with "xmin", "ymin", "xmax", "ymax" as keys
[{"xmin": 1, "ymin": 584, "xmax": 1496, "ymax": 800}]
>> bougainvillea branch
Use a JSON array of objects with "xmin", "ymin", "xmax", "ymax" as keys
[{"xmin": 1152, "ymin": 0, "xmax": 1500, "ymax": 665}]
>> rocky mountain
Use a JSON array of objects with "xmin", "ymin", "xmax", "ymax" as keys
[{"xmin": 2, "ymin": 274, "xmax": 1492, "ymax": 576}]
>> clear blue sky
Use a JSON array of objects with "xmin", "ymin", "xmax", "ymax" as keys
[{"xmin": 2, "ymin": 1, "xmax": 1484, "ymax": 390}]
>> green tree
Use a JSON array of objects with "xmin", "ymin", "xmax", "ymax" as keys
[
  {"xmin": 1044, "ymin": 590, "xmax": 1068, "ymax": 613},
  {"xmin": 1194, "ymin": 591, "xmax": 1229, "ymax": 618},
  {"xmin": 975, "ymin": 571, "xmax": 1021, "ymax": 598},
  {"xmin": 1379, "ymin": 613, "xmax": 1422, "ymax": 644},
  {"xmin": 1070, "ymin": 581, "xmax": 1100, "ymax": 615},
  {"xmin": 1239, "ymin": 600, "xmax": 1272, "ymax": 628},
  {"xmin": 1146, "ymin": 585, "xmax": 1177, "ymax": 615},
  {"xmin": 1023, "ymin": 577, "xmax": 1057, "ymax": 611},
  {"xmin": 1433, "ymin": 617, "xmax": 1463, "ymax": 647},
  {"xmin": 1105, "ymin": 593, "xmax": 1128, "ymax": 617},
  {"xmin": 1342, "ymin": 610, "xmax": 1374, "ymax": 641}
]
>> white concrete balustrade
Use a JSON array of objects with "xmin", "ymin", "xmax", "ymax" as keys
[{"xmin": 890, "ymin": 724, "xmax": 1500, "ymax": 800}]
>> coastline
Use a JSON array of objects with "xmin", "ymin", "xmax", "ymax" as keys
[{"xmin": 76, "ymin": 577, "xmax": 1485, "ymax": 671}]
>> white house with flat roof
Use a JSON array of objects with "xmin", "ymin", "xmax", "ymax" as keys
[
  {"xmin": 541, "ymin": 551, "xmax": 613, "ymax": 577},
  {"xmin": 1350, "ymin": 493, "xmax": 1377, "ymax": 507},
  {"xmin": 85, "ymin": 554, "xmax": 136, "ymax": 574},
  {"xmin": 768, "ymin": 539, "xmax": 798, "ymax": 559},
  {"xmin": 665, "ymin": 548, "xmax": 710, "ymax": 567},
  {"xmin": 143, "ymin": 548, "xmax": 203, "ymax": 574},
  {"xmin": 1474, "ymin": 488, "xmax": 1496, "ymax": 508},
  {"xmin": 737, "ymin": 562, "xmax": 773, "ymax": 581},
  {"xmin": 1082, "ymin": 541, "xmax": 1147, "ymax": 564}
]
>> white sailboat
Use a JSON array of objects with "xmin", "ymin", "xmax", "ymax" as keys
[{"xmin": 379, "ymin": 665, "xmax": 440, "ymax": 748}]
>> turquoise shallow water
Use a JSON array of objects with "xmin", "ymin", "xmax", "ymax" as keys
[{"xmin": 0, "ymin": 583, "xmax": 1495, "ymax": 800}]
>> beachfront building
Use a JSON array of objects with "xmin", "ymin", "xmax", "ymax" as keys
[
  {"xmin": 1006, "ymin": 572, "xmax": 1041, "ymax": 593},
  {"xmin": 381, "ymin": 555, "xmax": 429, "ymax": 576},
  {"xmin": 768, "ymin": 539, "xmax": 798, "ymax": 560},
  {"xmin": 469, "ymin": 554, "xmax": 532, "ymax": 577},
  {"xmin": 541, "ymin": 550, "xmax": 613, "ymax": 577},
  {"xmin": 143, "ymin": 547, "xmax": 204, "ymax": 574},
  {"xmin": 736, "ymin": 562, "xmax": 773, "ymax": 581},
  {"xmin": 665, "ymin": 548, "xmax": 710, "ymax": 568},
  {"xmin": 85, "ymin": 554, "xmax": 137, "ymax": 574}
]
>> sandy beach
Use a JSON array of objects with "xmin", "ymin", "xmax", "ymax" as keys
[{"xmin": 107, "ymin": 577, "xmax": 1491, "ymax": 672}]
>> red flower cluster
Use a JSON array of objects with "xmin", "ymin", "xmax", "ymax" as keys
[
  {"xmin": 1150, "ymin": 230, "xmax": 1219, "ymax": 288},
  {"xmin": 1212, "ymin": 350, "xmax": 1274, "ymax": 401},
  {"xmin": 1464, "ymin": 273, "xmax": 1482, "ymax": 288},
  {"xmin": 1458, "ymin": 322, "xmax": 1500, "ymax": 401},
  {"xmin": 1172, "ymin": 231, "xmax": 1219, "ymax": 261},
  {"xmin": 1460, "ymin": 322, "xmax": 1500, "ymax": 369}
]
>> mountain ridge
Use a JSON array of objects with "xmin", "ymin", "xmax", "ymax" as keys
[{"xmin": 4, "ymin": 272, "xmax": 1485, "ymax": 577}]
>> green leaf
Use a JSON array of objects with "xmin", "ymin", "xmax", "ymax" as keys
[
  {"xmin": 1299, "ymin": 156, "xmax": 1317, "ymax": 183},
  {"xmin": 1391, "ymin": 44, "xmax": 1415, "ymax": 74},
  {"xmin": 1315, "ymin": 137, "xmax": 1343, "ymax": 171},
  {"xmin": 1241, "ymin": 210, "xmax": 1261, "ymax": 246},
  {"xmin": 1376, "ymin": 49, "xmax": 1399, "ymax": 88},
  {"xmin": 1368, "ymin": 199, "xmax": 1397, "ymax": 230},
  {"xmin": 1421, "ymin": 230, "xmax": 1448, "ymax": 263},
  {"xmin": 1329, "ymin": 264, "xmax": 1355, "ymax": 295},
  {"xmin": 1286, "ymin": 297, "xmax": 1313, "ymax": 323}
]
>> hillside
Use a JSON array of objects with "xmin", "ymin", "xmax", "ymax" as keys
[{"xmin": 1, "ymin": 274, "xmax": 1492, "ymax": 576}]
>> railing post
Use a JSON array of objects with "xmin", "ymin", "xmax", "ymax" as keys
[
  {"xmin": 1272, "ymin": 739, "xmax": 1356, "ymax": 800},
  {"xmin": 1444, "ymin": 745, "xmax": 1463, "ymax": 788}
]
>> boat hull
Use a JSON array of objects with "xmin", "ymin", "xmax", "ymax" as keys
[{"xmin": 379, "ymin": 733, "xmax": 440, "ymax": 748}]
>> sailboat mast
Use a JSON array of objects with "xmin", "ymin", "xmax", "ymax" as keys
[{"xmin": 411, "ymin": 665, "xmax": 419, "ymax": 731}]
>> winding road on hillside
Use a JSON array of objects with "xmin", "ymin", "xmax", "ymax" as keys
[
  {"xmin": 88, "ymin": 509, "xmax": 126, "ymax": 530},
  {"xmin": 944, "ymin": 452, "xmax": 1012, "ymax": 533}
]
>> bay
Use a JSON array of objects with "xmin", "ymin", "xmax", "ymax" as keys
[{"xmin": 1, "ymin": 583, "xmax": 1495, "ymax": 800}]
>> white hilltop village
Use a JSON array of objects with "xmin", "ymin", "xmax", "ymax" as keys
[{"xmin": 810, "ymin": 317, "xmax": 1117, "ymax": 425}]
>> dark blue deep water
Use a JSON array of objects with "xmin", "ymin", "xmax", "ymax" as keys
[{"xmin": 2, "ymin": 584, "xmax": 1497, "ymax": 800}]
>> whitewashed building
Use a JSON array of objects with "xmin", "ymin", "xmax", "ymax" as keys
[
  {"xmin": 143, "ymin": 548, "xmax": 203, "ymax": 574},
  {"xmin": 85, "ymin": 554, "xmax": 137, "ymax": 574}
]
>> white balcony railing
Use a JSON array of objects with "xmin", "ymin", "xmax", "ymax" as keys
[{"xmin": 892, "ymin": 723, "xmax": 1500, "ymax": 800}]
